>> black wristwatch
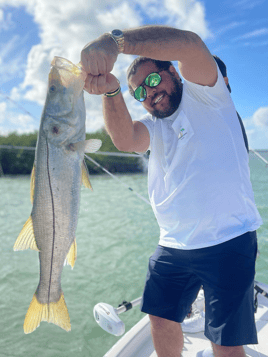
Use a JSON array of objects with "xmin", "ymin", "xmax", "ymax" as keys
[{"xmin": 109, "ymin": 29, "xmax": 125, "ymax": 53}]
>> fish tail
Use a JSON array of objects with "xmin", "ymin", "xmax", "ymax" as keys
[{"xmin": 23, "ymin": 293, "xmax": 71, "ymax": 334}]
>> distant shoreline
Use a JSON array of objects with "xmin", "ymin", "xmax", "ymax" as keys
[{"xmin": 0, "ymin": 131, "xmax": 147, "ymax": 176}]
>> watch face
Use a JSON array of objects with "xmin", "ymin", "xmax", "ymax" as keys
[{"xmin": 112, "ymin": 29, "xmax": 123, "ymax": 37}]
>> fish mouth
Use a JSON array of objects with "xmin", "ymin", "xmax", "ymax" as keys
[{"xmin": 51, "ymin": 57, "xmax": 87, "ymax": 81}]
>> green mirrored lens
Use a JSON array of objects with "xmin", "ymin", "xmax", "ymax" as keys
[
  {"xmin": 134, "ymin": 86, "xmax": 146, "ymax": 102},
  {"xmin": 134, "ymin": 73, "xmax": 162, "ymax": 102},
  {"xmin": 145, "ymin": 73, "xmax": 161, "ymax": 87}
]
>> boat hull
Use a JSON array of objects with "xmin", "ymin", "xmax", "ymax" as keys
[{"xmin": 105, "ymin": 282, "xmax": 268, "ymax": 357}]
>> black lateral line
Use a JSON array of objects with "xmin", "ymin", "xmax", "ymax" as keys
[{"xmin": 46, "ymin": 139, "xmax": 56, "ymax": 311}]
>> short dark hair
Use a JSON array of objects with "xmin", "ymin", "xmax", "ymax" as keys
[
  {"xmin": 127, "ymin": 57, "xmax": 173, "ymax": 97},
  {"xmin": 213, "ymin": 55, "xmax": 231, "ymax": 93}
]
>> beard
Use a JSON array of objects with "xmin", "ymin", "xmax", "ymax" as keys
[{"xmin": 152, "ymin": 76, "xmax": 183, "ymax": 119}]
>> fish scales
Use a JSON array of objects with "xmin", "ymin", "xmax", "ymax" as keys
[
  {"xmin": 13, "ymin": 57, "xmax": 102, "ymax": 333},
  {"xmin": 34, "ymin": 137, "xmax": 82, "ymax": 304}
]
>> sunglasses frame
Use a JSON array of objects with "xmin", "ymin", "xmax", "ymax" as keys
[{"xmin": 134, "ymin": 72, "xmax": 162, "ymax": 102}]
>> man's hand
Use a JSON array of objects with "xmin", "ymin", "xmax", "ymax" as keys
[
  {"xmin": 81, "ymin": 34, "xmax": 118, "ymax": 76},
  {"xmin": 84, "ymin": 73, "xmax": 119, "ymax": 95}
]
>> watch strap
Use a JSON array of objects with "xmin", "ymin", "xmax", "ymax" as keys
[{"xmin": 109, "ymin": 31, "xmax": 124, "ymax": 53}]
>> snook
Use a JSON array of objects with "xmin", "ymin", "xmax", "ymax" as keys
[{"xmin": 13, "ymin": 57, "xmax": 101, "ymax": 334}]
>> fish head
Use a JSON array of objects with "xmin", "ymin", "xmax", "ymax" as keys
[{"xmin": 42, "ymin": 57, "xmax": 87, "ymax": 146}]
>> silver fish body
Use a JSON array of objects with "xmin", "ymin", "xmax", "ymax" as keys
[{"xmin": 14, "ymin": 57, "xmax": 101, "ymax": 333}]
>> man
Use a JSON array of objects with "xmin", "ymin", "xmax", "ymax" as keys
[
  {"xmin": 81, "ymin": 26, "xmax": 262, "ymax": 357},
  {"xmin": 179, "ymin": 56, "xmax": 250, "ymax": 338}
]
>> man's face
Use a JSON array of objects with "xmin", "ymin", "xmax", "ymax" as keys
[{"xmin": 129, "ymin": 62, "xmax": 183, "ymax": 118}]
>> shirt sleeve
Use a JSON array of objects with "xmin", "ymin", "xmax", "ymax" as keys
[
  {"xmin": 138, "ymin": 113, "xmax": 154, "ymax": 151},
  {"xmin": 182, "ymin": 64, "xmax": 233, "ymax": 108}
]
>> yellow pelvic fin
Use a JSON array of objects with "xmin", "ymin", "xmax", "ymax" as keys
[
  {"xmin": 13, "ymin": 216, "xmax": 39, "ymax": 251},
  {"xmin": 64, "ymin": 239, "xmax": 77, "ymax": 269},
  {"xmin": 30, "ymin": 164, "xmax": 35, "ymax": 204},
  {"xmin": 24, "ymin": 293, "xmax": 71, "ymax": 334},
  {"xmin": 82, "ymin": 160, "xmax": 93, "ymax": 191}
]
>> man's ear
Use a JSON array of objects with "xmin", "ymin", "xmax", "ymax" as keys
[{"xmin": 169, "ymin": 65, "xmax": 182, "ymax": 81}]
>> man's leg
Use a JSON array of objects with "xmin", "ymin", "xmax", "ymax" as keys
[
  {"xmin": 212, "ymin": 343, "xmax": 246, "ymax": 357},
  {"xmin": 150, "ymin": 315, "xmax": 183, "ymax": 357}
]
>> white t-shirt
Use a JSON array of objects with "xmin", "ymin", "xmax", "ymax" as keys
[{"xmin": 140, "ymin": 65, "xmax": 262, "ymax": 250}]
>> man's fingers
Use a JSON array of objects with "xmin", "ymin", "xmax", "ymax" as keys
[
  {"xmin": 84, "ymin": 73, "xmax": 119, "ymax": 95},
  {"xmin": 84, "ymin": 74, "xmax": 106, "ymax": 94},
  {"xmin": 81, "ymin": 35, "xmax": 118, "ymax": 76},
  {"xmin": 81, "ymin": 48, "xmax": 110, "ymax": 76}
]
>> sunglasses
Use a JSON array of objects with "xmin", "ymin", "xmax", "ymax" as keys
[{"xmin": 134, "ymin": 72, "xmax": 162, "ymax": 102}]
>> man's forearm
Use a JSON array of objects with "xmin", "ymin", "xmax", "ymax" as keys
[
  {"xmin": 122, "ymin": 25, "xmax": 202, "ymax": 62},
  {"xmin": 102, "ymin": 93, "xmax": 135, "ymax": 152}
]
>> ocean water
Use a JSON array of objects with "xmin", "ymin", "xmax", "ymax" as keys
[{"xmin": 0, "ymin": 152, "xmax": 267, "ymax": 357}]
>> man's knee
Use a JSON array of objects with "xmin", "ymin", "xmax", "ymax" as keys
[
  {"xmin": 149, "ymin": 315, "xmax": 180, "ymax": 330},
  {"xmin": 149, "ymin": 315, "xmax": 183, "ymax": 357},
  {"xmin": 149, "ymin": 315, "xmax": 167, "ymax": 328}
]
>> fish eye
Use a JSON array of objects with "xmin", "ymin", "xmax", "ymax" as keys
[{"xmin": 49, "ymin": 85, "xmax": 56, "ymax": 93}]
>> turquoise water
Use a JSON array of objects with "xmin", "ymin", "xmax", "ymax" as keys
[{"xmin": 0, "ymin": 152, "xmax": 267, "ymax": 357}]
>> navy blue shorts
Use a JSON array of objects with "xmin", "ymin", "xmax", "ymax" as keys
[{"xmin": 140, "ymin": 231, "xmax": 258, "ymax": 346}]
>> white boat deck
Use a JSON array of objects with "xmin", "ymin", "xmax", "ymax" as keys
[{"xmin": 105, "ymin": 292, "xmax": 268, "ymax": 357}]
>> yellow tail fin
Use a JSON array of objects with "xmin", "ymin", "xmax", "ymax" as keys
[
  {"xmin": 24, "ymin": 293, "xmax": 71, "ymax": 334},
  {"xmin": 13, "ymin": 216, "xmax": 39, "ymax": 251}
]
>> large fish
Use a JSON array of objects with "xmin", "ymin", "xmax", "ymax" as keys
[{"xmin": 13, "ymin": 57, "xmax": 101, "ymax": 334}]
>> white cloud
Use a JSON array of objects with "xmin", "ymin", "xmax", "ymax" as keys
[
  {"xmin": 0, "ymin": 104, "xmax": 35, "ymax": 134},
  {"xmin": 252, "ymin": 106, "xmax": 268, "ymax": 127},
  {"xmin": 0, "ymin": 0, "xmax": 211, "ymax": 134},
  {"xmin": 234, "ymin": 28, "xmax": 268, "ymax": 42},
  {"xmin": 13, "ymin": 113, "xmax": 36, "ymax": 133},
  {"xmin": 133, "ymin": 0, "xmax": 211, "ymax": 39},
  {"xmin": 0, "ymin": 101, "xmax": 7, "ymax": 123},
  {"xmin": 0, "ymin": 32, "xmax": 33, "ymax": 87},
  {"xmin": 232, "ymin": 0, "xmax": 265, "ymax": 10},
  {"xmin": 97, "ymin": 2, "xmax": 141, "ymax": 30},
  {"xmin": 0, "ymin": 8, "xmax": 14, "ymax": 31},
  {"xmin": 247, "ymin": 128, "xmax": 268, "ymax": 150},
  {"xmin": 0, "ymin": 0, "xmax": 35, "ymax": 13},
  {"xmin": 216, "ymin": 21, "xmax": 246, "ymax": 37},
  {"xmin": 164, "ymin": 0, "xmax": 211, "ymax": 39},
  {"xmin": 243, "ymin": 107, "xmax": 268, "ymax": 149}
]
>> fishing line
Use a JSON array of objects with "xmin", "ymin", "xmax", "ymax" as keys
[
  {"xmin": 250, "ymin": 148, "xmax": 268, "ymax": 166},
  {"xmin": 0, "ymin": 89, "xmax": 39, "ymax": 121},
  {"xmin": 0, "ymin": 144, "xmax": 150, "ymax": 205},
  {"xmin": 84, "ymin": 154, "xmax": 151, "ymax": 205}
]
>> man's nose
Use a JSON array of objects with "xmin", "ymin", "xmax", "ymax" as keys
[{"xmin": 145, "ymin": 85, "xmax": 156, "ymax": 98}]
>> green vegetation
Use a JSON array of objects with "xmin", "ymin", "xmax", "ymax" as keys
[{"xmin": 0, "ymin": 130, "xmax": 145, "ymax": 175}]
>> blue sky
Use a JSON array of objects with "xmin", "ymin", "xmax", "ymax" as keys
[{"xmin": 0, "ymin": 0, "xmax": 267, "ymax": 148}]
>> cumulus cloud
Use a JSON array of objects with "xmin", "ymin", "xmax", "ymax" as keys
[
  {"xmin": 134, "ymin": 0, "xmax": 211, "ymax": 39},
  {"xmin": 0, "ymin": 95, "xmax": 37, "ymax": 134},
  {"xmin": 0, "ymin": 35, "xmax": 26, "ymax": 85},
  {"xmin": 243, "ymin": 107, "xmax": 268, "ymax": 149},
  {"xmin": 0, "ymin": 101, "xmax": 7, "ymax": 124},
  {"xmin": 165, "ymin": 0, "xmax": 211, "ymax": 39},
  {"xmin": 252, "ymin": 106, "xmax": 268, "ymax": 127},
  {"xmin": 0, "ymin": 0, "xmax": 211, "ymax": 133}
]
